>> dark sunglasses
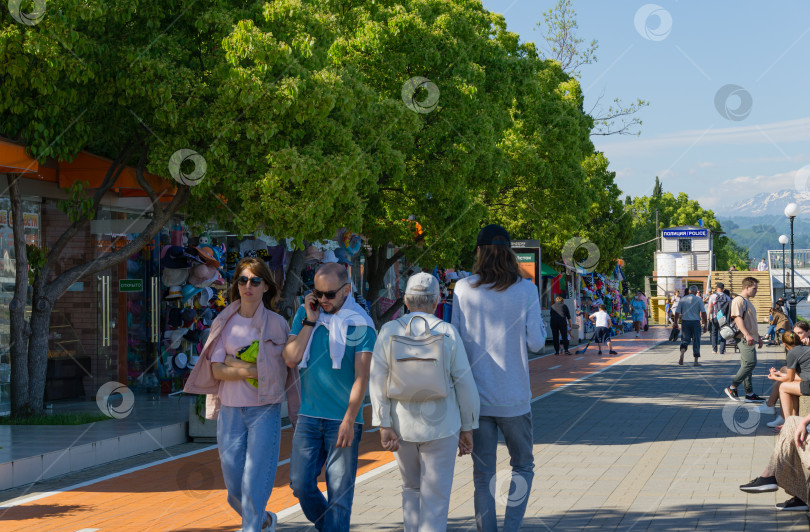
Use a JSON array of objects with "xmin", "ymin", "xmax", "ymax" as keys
[
  {"xmin": 237, "ymin": 276, "xmax": 263, "ymax": 287},
  {"xmin": 312, "ymin": 283, "xmax": 349, "ymax": 300}
]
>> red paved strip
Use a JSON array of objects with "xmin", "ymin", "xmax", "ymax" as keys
[{"xmin": 0, "ymin": 327, "xmax": 667, "ymax": 531}]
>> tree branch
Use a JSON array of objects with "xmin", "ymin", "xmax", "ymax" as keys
[
  {"xmin": 133, "ymin": 143, "xmax": 163, "ymax": 217},
  {"xmin": 45, "ymin": 185, "xmax": 190, "ymax": 300},
  {"xmin": 45, "ymin": 142, "xmax": 139, "ymax": 273}
]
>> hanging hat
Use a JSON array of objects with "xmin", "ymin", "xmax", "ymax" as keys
[
  {"xmin": 184, "ymin": 328, "xmax": 202, "ymax": 344},
  {"xmin": 180, "ymin": 308, "xmax": 196, "ymax": 328},
  {"xmin": 322, "ymin": 249, "xmax": 339, "ymax": 264},
  {"xmin": 195, "ymin": 246, "xmax": 220, "ymax": 268},
  {"xmin": 198, "ymin": 286, "xmax": 214, "ymax": 307},
  {"xmin": 198, "ymin": 328, "xmax": 211, "ymax": 350},
  {"xmin": 165, "ymin": 286, "xmax": 182, "ymax": 300},
  {"xmin": 162, "ymin": 267, "xmax": 189, "ymax": 287},
  {"xmin": 167, "ymin": 308, "xmax": 183, "ymax": 329},
  {"xmin": 161, "ymin": 246, "xmax": 190, "ymax": 269},
  {"xmin": 189, "ymin": 263, "xmax": 218, "ymax": 287},
  {"xmin": 164, "ymin": 328, "xmax": 188, "ymax": 350},
  {"xmin": 304, "ymin": 245, "xmax": 324, "ymax": 263},
  {"xmin": 200, "ymin": 307, "xmax": 216, "ymax": 326},
  {"xmin": 181, "ymin": 284, "xmax": 204, "ymax": 303},
  {"xmin": 171, "ymin": 352, "xmax": 189, "ymax": 372},
  {"xmin": 334, "ymin": 247, "xmax": 352, "ymax": 265},
  {"xmin": 187, "ymin": 354, "xmax": 200, "ymax": 369}
]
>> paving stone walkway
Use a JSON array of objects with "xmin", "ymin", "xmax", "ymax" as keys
[{"xmin": 278, "ymin": 329, "xmax": 810, "ymax": 531}]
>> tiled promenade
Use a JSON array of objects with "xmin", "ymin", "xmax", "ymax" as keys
[{"xmin": 2, "ymin": 326, "xmax": 808, "ymax": 530}]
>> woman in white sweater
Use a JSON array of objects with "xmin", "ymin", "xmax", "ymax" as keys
[{"xmin": 370, "ymin": 272, "xmax": 480, "ymax": 532}]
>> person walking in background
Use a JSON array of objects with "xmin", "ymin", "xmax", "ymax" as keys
[
  {"xmin": 550, "ymin": 296, "xmax": 573, "ymax": 355},
  {"xmin": 283, "ymin": 263, "xmax": 376, "ymax": 531},
  {"xmin": 452, "ymin": 224, "xmax": 545, "ymax": 532},
  {"xmin": 589, "ymin": 304, "xmax": 618, "ymax": 355},
  {"xmin": 673, "ymin": 285, "xmax": 707, "ymax": 366},
  {"xmin": 706, "ymin": 282, "xmax": 730, "ymax": 354},
  {"xmin": 184, "ymin": 257, "xmax": 300, "ymax": 532},
  {"xmin": 758, "ymin": 258, "xmax": 769, "ymax": 271},
  {"xmin": 370, "ymin": 272, "xmax": 480, "ymax": 532},
  {"xmin": 631, "ymin": 291, "xmax": 647, "ymax": 338},
  {"xmin": 724, "ymin": 277, "xmax": 766, "ymax": 403}
]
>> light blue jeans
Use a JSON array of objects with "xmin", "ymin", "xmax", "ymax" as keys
[
  {"xmin": 472, "ymin": 413, "xmax": 534, "ymax": 532},
  {"xmin": 289, "ymin": 415, "xmax": 363, "ymax": 531},
  {"xmin": 217, "ymin": 403, "xmax": 282, "ymax": 532}
]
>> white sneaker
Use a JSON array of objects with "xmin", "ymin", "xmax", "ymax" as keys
[
  {"xmin": 754, "ymin": 405, "xmax": 777, "ymax": 415},
  {"xmin": 767, "ymin": 416, "xmax": 785, "ymax": 428}
]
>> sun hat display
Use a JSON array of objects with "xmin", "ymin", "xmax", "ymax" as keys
[
  {"xmin": 164, "ymin": 328, "xmax": 188, "ymax": 350},
  {"xmin": 183, "ymin": 328, "xmax": 202, "ymax": 344},
  {"xmin": 194, "ymin": 246, "xmax": 220, "ymax": 268},
  {"xmin": 171, "ymin": 351, "xmax": 189, "ymax": 372},
  {"xmin": 334, "ymin": 247, "xmax": 352, "ymax": 265},
  {"xmin": 181, "ymin": 284, "xmax": 204, "ymax": 303},
  {"xmin": 165, "ymin": 286, "xmax": 182, "ymax": 300},
  {"xmin": 162, "ymin": 267, "xmax": 189, "ymax": 287},
  {"xmin": 161, "ymin": 246, "xmax": 190, "ymax": 269},
  {"xmin": 187, "ymin": 354, "xmax": 200, "ymax": 369},
  {"xmin": 180, "ymin": 308, "xmax": 196, "ymax": 328},
  {"xmin": 304, "ymin": 245, "xmax": 324, "ymax": 263},
  {"xmin": 189, "ymin": 263, "xmax": 218, "ymax": 287},
  {"xmin": 167, "ymin": 307, "xmax": 183, "ymax": 329},
  {"xmin": 197, "ymin": 286, "xmax": 214, "ymax": 307},
  {"xmin": 200, "ymin": 307, "xmax": 216, "ymax": 326},
  {"xmin": 322, "ymin": 249, "xmax": 338, "ymax": 263}
]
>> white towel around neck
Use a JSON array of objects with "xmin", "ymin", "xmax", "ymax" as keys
[{"xmin": 299, "ymin": 293, "xmax": 375, "ymax": 369}]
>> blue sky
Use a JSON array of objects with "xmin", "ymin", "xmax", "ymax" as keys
[{"xmin": 480, "ymin": 0, "xmax": 810, "ymax": 214}]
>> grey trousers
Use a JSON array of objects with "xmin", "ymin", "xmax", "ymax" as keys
[{"xmin": 394, "ymin": 432, "xmax": 459, "ymax": 532}]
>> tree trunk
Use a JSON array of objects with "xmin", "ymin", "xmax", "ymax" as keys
[
  {"xmin": 8, "ymin": 168, "xmax": 189, "ymax": 417},
  {"xmin": 26, "ymin": 284, "xmax": 52, "ymax": 414},
  {"xmin": 278, "ymin": 247, "xmax": 306, "ymax": 320},
  {"xmin": 8, "ymin": 174, "xmax": 31, "ymax": 416},
  {"xmin": 364, "ymin": 244, "xmax": 386, "ymax": 326}
]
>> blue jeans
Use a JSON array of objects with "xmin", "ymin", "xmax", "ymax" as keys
[
  {"xmin": 710, "ymin": 318, "xmax": 726, "ymax": 353},
  {"xmin": 289, "ymin": 415, "xmax": 363, "ymax": 531},
  {"xmin": 679, "ymin": 320, "xmax": 702, "ymax": 357},
  {"xmin": 217, "ymin": 403, "xmax": 282, "ymax": 532},
  {"xmin": 767, "ymin": 325, "xmax": 785, "ymax": 342},
  {"xmin": 472, "ymin": 413, "xmax": 534, "ymax": 532}
]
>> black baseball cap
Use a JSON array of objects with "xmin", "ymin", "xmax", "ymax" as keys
[
  {"xmin": 477, "ymin": 224, "xmax": 511, "ymax": 246},
  {"xmin": 715, "ymin": 282, "xmax": 724, "ymax": 289}
]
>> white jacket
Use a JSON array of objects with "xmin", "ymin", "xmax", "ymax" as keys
[{"xmin": 370, "ymin": 312, "xmax": 480, "ymax": 442}]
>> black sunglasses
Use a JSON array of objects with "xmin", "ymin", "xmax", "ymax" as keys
[
  {"xmin": 312, "ymin": 283, "xmax": 349, "ymax": 300},
  {"xmin": 237, "ymin": 276, "xmax": 263, "ymax": 287}
]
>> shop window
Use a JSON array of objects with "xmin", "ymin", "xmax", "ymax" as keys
[{"xmin": 678, "ymin": 239, "xmax": 692, "ymax": 252}]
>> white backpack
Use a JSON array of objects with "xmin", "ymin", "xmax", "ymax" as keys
[{"xmin": 386, "ymin": 315, "xmax": 449, "ymax": 402}]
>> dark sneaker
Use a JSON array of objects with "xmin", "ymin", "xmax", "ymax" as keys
[
  {"xmin": 745, "ymin": 394, "xmax": 766, "ymax": 403},
  {"xmin": 725, "ymin": 386, "xmax": 739, "ymax": 401},
  {"xmin": 609, "ymin": 350, "xmax": 618, "ymax": 355},
  {"xmin": 739, "ymin": 476, "xmax": 778, "ymax": 493},
  {"xmin": 776, "ymin": 496, "xmax": 808, "ymax": 511}
]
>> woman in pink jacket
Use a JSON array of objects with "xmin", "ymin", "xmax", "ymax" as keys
[{"xmin": 185, "ymin": 257, "xmax": 300, "ymax": 532}]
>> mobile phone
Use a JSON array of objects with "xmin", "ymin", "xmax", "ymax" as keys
[{"xmin": 310, "ymin": 300, "xmax": 319, "ymax": 311}]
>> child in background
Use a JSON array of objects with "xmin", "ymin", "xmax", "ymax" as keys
[{"xmin": 590, "ymin": 304, "xmax": 618, "ymax": 356}]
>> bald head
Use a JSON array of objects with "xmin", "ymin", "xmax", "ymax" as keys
[{"xmin": 316, "ymin": 262, "xmax": 349, "ymax": 285}]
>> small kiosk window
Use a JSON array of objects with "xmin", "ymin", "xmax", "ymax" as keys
[{"xmin": 678, "ymin": 239, "xmax": 692, "ymax": 252}]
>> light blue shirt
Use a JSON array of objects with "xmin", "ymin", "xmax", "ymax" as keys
[{"xmin": 290, "ymin": 305, "xmax": 376, "ymax": 423}]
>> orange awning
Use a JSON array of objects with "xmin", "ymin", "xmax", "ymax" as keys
[
  {"xmin": 0, "ymin": 138, "xmax": 38, "ymax": 174},
  {"xmin": 58, "ymin": 151, "xmax": 176, "ymax": 195}
]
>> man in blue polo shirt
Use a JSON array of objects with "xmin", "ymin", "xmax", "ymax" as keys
[{"xmin": 283, "ymin": 262, "xmax": 376, "ymax": 530}]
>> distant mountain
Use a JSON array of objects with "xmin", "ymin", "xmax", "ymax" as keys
[{"xmin": 724, "ymin": 189, "xmax": 810, "ymax": 217}]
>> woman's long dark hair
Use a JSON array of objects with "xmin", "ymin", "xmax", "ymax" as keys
[
  {"xmin": 230, "ymin": 257, "xmax": 280, "ymax": 310},
  {"xmin": 471, "ymin": 242, "xmax": 523, "ymax": 292}
]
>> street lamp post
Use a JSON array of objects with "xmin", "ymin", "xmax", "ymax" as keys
[
  {"xmin": 785, "ymin": 204, "xmax": 799, "ymax": 323},
  {"xmin": 779, "ymin": 234, "xmax": 789, "ymax": 300}
]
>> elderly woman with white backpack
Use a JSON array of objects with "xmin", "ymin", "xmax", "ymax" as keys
[{"xmin": 370, "ymin": 272, "xmax": 480, "ymax": 532}]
